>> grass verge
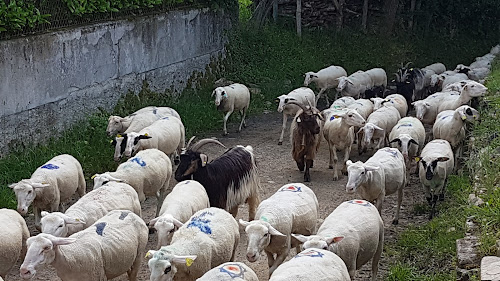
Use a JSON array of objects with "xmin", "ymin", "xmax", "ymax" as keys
[{"xmin": 384, "ymin": 58, "xmax": 500, "ymax": 280}]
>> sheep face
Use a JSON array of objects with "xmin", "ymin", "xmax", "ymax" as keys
[
  {"xmin": 345, "ymin": 160, "xmax": 379, "ymax": 193},
  {"xmin": 41, "ymin": 212, "xmax": 67, "ymax": 237},
  {"xmin": 417, "ymin": 157, "xmax": 449, "ymax": 180},
  {"xmin": 123, "ymin": 132, "xmax": 152, "ymax": 158},
  {"xmin": 106, "ymin": 116, "xmax": 124, "ymax": 137},
  {"xmin": 9, "ymin": 180, "xmax": 48, "ymax": 215},
  {"xmin": 389, "ymin": 134, "xmax": 418, "ymax": 162},
  {"xmin": 239, "ymin": 220, "xmax": 285, "ymax": 263},
  {"xmin": 150, "ymin": 214, "xmax": 183, "ymax": 248},
  {"xmin": 463, "ymin": 81, "xmax": 487, "ymax": 97},
  {"xmin": 213, "ymin": 88, "xmax": 227, "ymax": 107},
  {"xmin": 457, "ymin": 106, "xmax": 480, "ymax": 123},
  {"xmin": 175, "ymin": 151, "xmax": 203, "ymax": 182},
  {"xmin": 112, "ymin": 135, "xmax": 127, "ymax": 162},
  {"xmin": 303, "ymin": 72, "xmax": 317, "ymax": 86},
  {"xmin": 336, "ymin": 77, "xmax": 350, "ymax": 92},
  {"xmin": 20, "ymin": 234, "xmax": 76, "ymax": 279},
  {"xmin": 276, "ymin": 95, "xmax": 297, "ymax": 113},
  {"xmin": 412, "ymin": 101, "xmax": 431, "ymax": 121},
  {"xmin": 370, "ymin": 97, "xmax": 385, "ymax": 110},
  {"xmin": 147, "ymin": 250, "xmax": 196, "ymax": 281},
  {"xmin": 359, "ymin": 123, "xmax": 383, "ymax": 147},
  {"xmin": 292, "ymin": 234, "xmax": 342, "ymax": 252},
  {"xmin": 332, "ymin": 109, "xmax": 366, "ymax": 127}
]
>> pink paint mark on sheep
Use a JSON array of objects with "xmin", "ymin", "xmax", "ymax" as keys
[
  {"xmin": 295, "ymin": 249, "xmax": 324, "ymax": 258},
  {"xmin": 219, "ymin": 263, "xmax": 245, "ymax": 278},
  {"xmin": 279, "ymin": 185, "xmax": 302, "ymax": 192}
]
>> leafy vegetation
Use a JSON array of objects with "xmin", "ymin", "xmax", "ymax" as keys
[{"xmin": 0, "ymin": 0, "xmax": 50, "ymax": 32}]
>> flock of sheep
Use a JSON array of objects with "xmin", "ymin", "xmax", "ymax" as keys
[{"xmin": 1, "ymin": 43, "xmax": 498, "ymax": 281}]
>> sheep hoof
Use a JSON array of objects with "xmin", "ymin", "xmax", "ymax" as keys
[
  {"xmin": 328, "ymin": 165, "xmax": 333, "ymax": 169},
  {"xmin": 392, "ymin": 219, "xmax": 399, "ymax": 225},
  {"xmin": 304, "ymin": 176, "xmax": 310, "ymax": 182},
  {"xmin": 223, "ymin": 132, "xmax": 228, "ymax": 136},
  {"xmin": 278, "ymin": 141, "xmax": 283, "ymax": 145}
]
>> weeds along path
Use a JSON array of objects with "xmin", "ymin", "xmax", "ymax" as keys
[{"xmin": 6, "ymin": 111, "xmax": 430, "ymax": 281}]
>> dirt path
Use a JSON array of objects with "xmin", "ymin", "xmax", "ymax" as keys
[{"xmin": 6, "ymin": 111, "xmax": 429, "ymax": 281}]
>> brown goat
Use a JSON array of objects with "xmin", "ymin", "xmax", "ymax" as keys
[{"xmin": 289, "ymin": 102, "xmax": 324, "ymax": 182}]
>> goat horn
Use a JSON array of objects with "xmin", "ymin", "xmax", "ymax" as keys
[
  {"xmin": 286, "ymin": 101, "xmax": 307, "ymax": 111},
  {"xmin": 404, "ymin": 62, "xmax": 412, "ymax": 69},
  {"xmin": 190, "ymin": 138, "xmax": 227, "ymax": 152},
  {"xmin": 186, "ymin": 136, "xmax": 197, "ymax": 149}
]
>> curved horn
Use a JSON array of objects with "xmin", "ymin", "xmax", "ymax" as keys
[
  {"xmin": 404, "ymin": 62, "xmax": 412, "ymax": 69},
  {"xmin": 286, "ymin": 101, "xmax": 307, "ymax": 111},
  {"xmin": 186, "ymin": 136, "xmax": 197, "ymax": 149},
  {"xmin": 190, "ymin": 138, "xmax": 227, "ymax": 152}
]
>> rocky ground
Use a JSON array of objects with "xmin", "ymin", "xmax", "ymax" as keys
[{"xmin": 6, "ymin": 110, "xmax": 430, "ymax": 281}]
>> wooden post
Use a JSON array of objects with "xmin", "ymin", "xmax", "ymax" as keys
[
  {"xmin": 296, "ymin": 0, "xmax": 302, "ymax": 37},
  {"xmin": 409, "ymin": 0, "xmax": 416, "ymax": 30},
  {"xmin": 273, "ymin": 0, "xmax": 278, "ymax": 22},
  {"xmin": 362, "ymin": 0, "xmax": 369, "ymax": 32}
]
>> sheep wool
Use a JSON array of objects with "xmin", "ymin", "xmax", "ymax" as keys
[
  {"xmin": 0, "ymin": 208, "xmax": 30, "ymax": 278},
  {"xmin": 196, "ymin": 262, "xmax": 259, "ymax": 281}
]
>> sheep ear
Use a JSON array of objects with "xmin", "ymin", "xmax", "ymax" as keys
[
  {"xmin": 373, "ymin": 125, "xmax": 384, "ymax": 132},
  {"xmin": 148, "ymin": 217, "xmax": 160, "ymax": 227},
  {"xmin": 145, "ymin": 250, "xmax": 157, "ymax": 259},
  {"xmin": 357, "ymin": 127, "xmax": 364, "ymax": 135},
  {"xmin": 437, "ymin": 157, "xmax": 449, "ymax": 162},
  {"xmin": 41, "ymin": 211, "xmax": 49, "ymax": 217},
  {"xmin": 211, "ymin": 90, "xmax": 216, "ymax": 97},
  {"xmin": 291, "ymin": 234, "xmax": 309, "ymax": 243},
  {"xmin": 172, "ymin": 255, "xmax": 197, "ymax": 267},
  {"xmin": 409, "ymin": 139, "xmax": 419, "ymax": 146},
  {"xmin": 138, "ymin": 134, "xmax": 152, "ymax": 140},
  {"xmin": 64, "ymin": 216, "xmax": 85, "ymax": 225},
  {"xmin": 425, "ymin": 102, "xmax": 431, "ymax": 107},
  {"xmin": 296, "ymin": 117, "xmax": 302, "ymax": 123},
  {"xmin": 325, "ymin": 236, "xmax": 344, "ymax": 245},
  {"xmin": 364, "ymin": 165, "xmax": 379, "ymax": 172},
  {"xmin": 346, "ymin": 160, "xmax": 353, "ymax": 167},
  {"xmin": 239, "ymin": 219, "xmax": 251, "ymax": 227},
  {"xmin": 8, "ymin": 183, "xmax": 17, "ymax": 189},
  {"xmin": 49, "ymin": 237, "xmax": 77, "ymax": 246},
  {"xmin": 172, "ymin": 218, "xmax": 184, "ymax": 228},
  {"xmin": 268, "ymin": 225, "xmax": 286, "ymax": 237},
  {"xmin": 199, "ymin": 154, "xmax": 208, "ymax": 167},
  {"xmin": 32, "ymin": 182, "xmax": 50, "ymax": 188}
]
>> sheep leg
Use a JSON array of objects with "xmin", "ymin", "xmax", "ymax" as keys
[
  {"xmin": 156, "ymin": 186, "xmax": 168, "ymax": 217},
  {"xmin": 127, "ymin": 252, "xmax": 142, "ymax": 281},
  {"xmin": 323, "ymin": 89, "xmax": 330, "ymax": 107},
  {"xmin": 315, "ymin": 88, "xmax": 325, "ymax": 105},
  {"xmin": 34, "ymin": 206, "xmax": 42, "ymax": 231},
  {"xmin": 278, "ymin": 114, "xmax": 287, "ymax": 145},
  {"xmin": 371, "ymin": 231, "xmax": 384, "ymax": 281},
  {"xmin": 304, "ymin": 159, "xmax": 313, "ymax": 182},
  {"xmin": 332, "ymin": 146, "xmax": 339, "ymax": 181},
  {"xmin": 223, "ymin": 110, "xmax": 233, "ymax": 136},
  {"xmin": 265, "ymin": 250, "xmax": 275, "ymax": 268},
  {"xmin": 374, "ymin": 194, "xmax": 385, "ymax": 215},
  {"xmin": 238, "ymin": 108, "xmax": 247, "ymax": 132},
  {"xmin": 392, "ymin": 185, "xmax": 403, "ymax": 225},
  {"xmin": 269, "ymin": 249, "xmax": 289, "ymax": 276},
  {"xmin": 341, "ymin": 147, "xmax": 350, "ymax": 176},
  {"xmin": 328, "ymin": 142, "xmax": 335, "ymax": 169}
]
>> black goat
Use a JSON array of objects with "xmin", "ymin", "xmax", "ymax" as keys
[
  {"xmin": 174, "ymin": 137, "xmax": 260, "ymax": 220},
  {"xmin": 395, "ymin": 63, "xmax": 426, "ymax": 106}
]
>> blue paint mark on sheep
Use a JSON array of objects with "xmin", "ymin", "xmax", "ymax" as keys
[
  {"xmin": 161, "ymin": 116, "xmax": 169, "ymax": 120},
  {"xmin": 219, "ymin": 263, "xmax": 246, "ymax": 278},
  {"xmin": 279, "ymin": 185, "xmax": 302, "ymax": 192},
  {"xmin": 187, "ymin": 211, "xmax": 213, "ymax": 234},
  {"xmin": 441, "ymin": 115, "xmax": 452, "ymax": 120},
  {"xmin": 95, "ymin": 222, "xmax": 106, "ymax": 236},
  {"xmin": 131, "ymin": 157, "xmax": 146, "ymax": 167},
  {"xmin": 41, "ymin": 164, "xmax": 59, "ymax": 170},
  {"xmin": 397, "ymin": 123, "xmax": 413, "ymax": 129},
  {"xmin": 119, "ymin": 212, "xmax": 129, "ymax": 220},
  {"xmin": 330, "ymin": 116, "xmax": 336, "ymax": 121},
  {"xmin": 153, "ymin": 108, "xmax": 158, "ymax": 114},
  {"xmin": 383, "ymin": 148, "xmax": 399, "ymax": 158},
  {"xmin": 295, "ymin": 249, "xmax": 324, "ymax": 258}
]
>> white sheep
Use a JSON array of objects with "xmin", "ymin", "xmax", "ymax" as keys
[
  {"xmin": 147, "ymin": 207, "xmax": 240, "ymax": 281},
  {"xmin": 337, "ymin": 71, "xmax": 374, "ymax": 99},
  {"xmin": 346, "ymin": 147, "xmax": 406, "ymax": 224},
  {"xmin": 421, "ymin": 68, "xmax": 436, "ymax": 89},
  {"xmin": 40, "ymin": 181, "xmax": 142, "ymax": 237},
  {"xmin": 94, "ymin": 148, "xmax": 172, "ymax": 216},
  {"xmin": 196, "ymin": 262, "xmax": 259, "ymax": 281},
  {"xmin": 437, "ymin": 81, "xmax": 487, "ymax": 112},
  {"xmin": 0, "ymin": 208, "xmax": 29, "ymax": 278},
  {"xmin": 322, "ymin": 108, "xmax": 366, "ymax": 180},
  {"xmin": 20, "ymin": 210, "xmax": 148, "ymax": 281},
  {"xmin": 423, "ymin": 63, "xmax": 446, "ymax": 75},
  {"xmin": 239, "ymin": 183, "xmax": 319, "ymax": 276},
  {"xmin": 292, "ymin": 199, "xmax": 384, "ymax": 281},
  {"xmin": 330, "ymin": 96, "xmax": 356, "ymax": 109},
  {"xmin": 106, "ymin": 106, "xmax": 181, "ymax": 136},
  {"xmin": 389, "ymin": 117, "xmax": 425, "ymax": 173},
  {"xmin": 469, "ymin": 59, "xmax": 491, "ymax": 69},
  {"xmin": 371, "ymin": 93, "xmax": 407, "ymax": 118},
  {"xmin": 275, "ymin": 87, "xmax": 316, "ymax": 145},
  {"xmin": 346, "ymin": 98, "xmax": 374, "ymax": 120},
  {"xmin": 433, "ymin": 105, "xmax": 480, "ymax": 165},
  {"xmin": 268, "ymin": 249, "xmax": 350, "ymax": 281},
  {"xmin": 430, "ymin": 71, "xmax": 458, "ymax": 92},
  {"xmin": 416, "ymin": 139, "xmax": 454, "ymax": 218},
  {"xmin": 213, "ymin": 83, "xmax": 251, "ymax": 136},
  {"xmin": 113, "ymin": 115, "xmax": 185, "ymax": 162},
  {"xmin": 490, "ymin": 44, "xmax": 500, "ymax": 55},
  {"xmin": 358, "ymin": 105, "xmax": 401, "ymax": 155},
  {"xmin": 9, "ymin": 154, "xmax": 86, "ymax": 230},
  {"xmin": 412, "ymin": 92, "xmax": 454, "ymax": 125},
  {"xmin": 304, "ymin": 65, "xmax": 347, "ymax": 106},
  {"xmin": 365, "ymin": 68, "xmax": 387, "ymax": 90},
  {"xmin": 441, "ymin": 73, "xmax": 469, "ymax": 89},
  {"xmin": 148, "ymin": 180, "xmax": 210, "ymax": 249}
]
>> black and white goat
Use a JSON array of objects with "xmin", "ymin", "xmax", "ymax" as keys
[
  {"xmin": 174, "ymin": 137, "xmax": 261, "ymax": 220},
  {"xmin": 395, "ymin": 63, "xmax": 426, "ymax": 105}
]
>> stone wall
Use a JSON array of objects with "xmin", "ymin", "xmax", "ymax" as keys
[{"xmin": 0, "ymin": 7, "xmax": 234, "ymax": 155}]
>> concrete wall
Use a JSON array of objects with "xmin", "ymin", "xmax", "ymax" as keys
[{"xmin": 0, "ymin": 8, "xmax": 233, "ymax": 155}]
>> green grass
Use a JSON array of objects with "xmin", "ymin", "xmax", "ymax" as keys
[
  {"xmin": 384, "ymin": 58, "xmax": 500, "ymax": 280},
  {"xmin": 0, "ymin": 25, "xmax": 498, "ymax": 280}
]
